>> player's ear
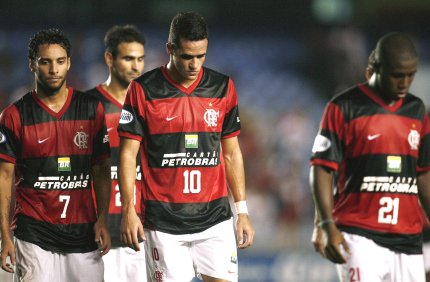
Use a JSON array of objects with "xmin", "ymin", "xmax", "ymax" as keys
[
  {"xmin": 365, "ymin": 67, "xmax": 374, "ymax": 81},
  {"xmin": 166, "ymin": 43, "xmax": 174, "ymax": 55},
  {"xmin": 29, "ymin": 59, "xmax": 36, "ymax": 72},
  {"xmin": 105, "ymin": 51, "xmax": 113, "ymax": 67}
]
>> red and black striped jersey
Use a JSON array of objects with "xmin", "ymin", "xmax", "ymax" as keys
[
  {"xmin": 0, "ymin": 87, "xmax": 110, "ymax": 253},
  {"xmin": 118, "ymin": 66, "xmax": 240, "ymax": 234},
  {"xmin": 311, "ymin": 83, "xmax": 430, "ymax": 254},
  {"xmin": 86, "ymin": 86, "xmax": 143, "ymax": 247}
]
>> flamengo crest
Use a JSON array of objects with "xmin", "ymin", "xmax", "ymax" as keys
[
  {"xmin": 204, "ymin": 109, "xmax": 219, "ymax": 127},
  {"xmin": 408, "ymin": 129, "xmax": 419, "ymax": 150},
  {"xmin": 74, "ymin": 131, "xmax": 89, "ymax": 149}
]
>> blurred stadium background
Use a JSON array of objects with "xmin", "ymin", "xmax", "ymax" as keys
[{"xmin": 1, "ymin": 0, "xmax": 430, "ymax": 281}]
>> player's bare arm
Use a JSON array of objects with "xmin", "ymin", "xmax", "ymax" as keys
[
  {"xmin": 417, "ymin": 170, "xmax": 430, "ymax": 221},
  {"xmin": 0, "ymin": 161, "xmax": 16, "ymax": 272},
  {"xmin": 92, "ymin": 158, "xmax": 112, "ymax": 255},
  {"xmin": 221, "ymin": 137, "xmax": 255, "ymax": 248},
  {"xmin": 310, "ymin": 165, "xmax": 350, "ymax": 264},
  {"xmin": 118, "ymin": 137, "xmax": 145, "ymax": 251}
]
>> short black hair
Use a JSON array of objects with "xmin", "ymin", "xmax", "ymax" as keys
[
  {"xmin": 168, "ymin": 12, "xmax": 208, "ymax": 49},
  {"xmin": 373, "ymin": 32, "xmax": 418, "ymax": 70},
  {"xmin": 104, "ymin": 24, "xmax": 146, "ymax": 58},
  {"xmin": 28, "ymin": 28, "xmax": 71, "ymax": 62}
]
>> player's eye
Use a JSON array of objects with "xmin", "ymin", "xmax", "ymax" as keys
[{"xmin": 179, "ymin": 54, "xmax": 194, "ymax": 60}]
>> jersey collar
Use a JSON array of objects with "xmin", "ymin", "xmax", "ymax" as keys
[
  {"xmin": 31, "ymin": 87, "xmax": 73, "ymax": 119},
  {"xmin": 358, "ymin": 83, "xmax": 403, "ymax": 112},
  {"xmin": 161, "ymin": 65, "xmax": 203, "ymax": 95},
  {"xmin": 96, "ymin": 85, "xmax": 123, "ymax": 109}
]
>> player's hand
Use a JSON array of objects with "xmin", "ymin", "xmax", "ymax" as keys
[
  {"xmin": 311, "ymin": 225, "xmax": 326, "ymax": 257},
  {"xmin": 120, "ymin": 209, "xmax": 145, "ymax": 251},
  {"xmin": 94, "ymin": 215, "xmax": 111, "ymax": 256},
  {"xmin": 236, "ymin": 214, "xmax": 255, "ymax": 249},
  {"xmin": 1, "ymin": 236, "xmax": 16, "ymax": 273},
  {"xmin": 323, "ymin": 224, "xmax": 350, "ymax": 264}
]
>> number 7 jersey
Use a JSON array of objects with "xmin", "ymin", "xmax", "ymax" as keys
[
  {"xmin": 118, "ymin": 66, "xmax": 241, "ymax": 234},
  {"xmin": 310, "ymin": 83, "xmax": 430, "ymax": 253},
  {"xmin": 0, "ymin": 88, "xmax": 110, "ymax": 253}
]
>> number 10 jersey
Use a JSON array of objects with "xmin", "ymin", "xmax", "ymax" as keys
[{"xmin": 118, "ymin": 66, "xmax": 241, "ymax": 235}]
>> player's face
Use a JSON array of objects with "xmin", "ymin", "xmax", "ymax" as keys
[
  {"xmin": 108, "ymin": 42, "xmax": 145, "ymax": 88},
  {"xmin": 375, "ymin": 57, "xmax": 417, "ymax": 103},
  {"xmin": 30, "ymin": 44, "xmax": 70, "ymax": 95},
  {"xmin": 170, "ymin": 38, "xmax": 207, "ymax": 86}
]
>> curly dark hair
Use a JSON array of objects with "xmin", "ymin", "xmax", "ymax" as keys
[
  {"xmin": 168, "ymin": 12, "xmax": 208, "ymax": 50},
  {"xmin": 28, "ymin": 28, "xmax": 71, "ymax": 61},
  {"xmin": 104, "ymin": 24, "xmax": 146, "ymax": 58}
]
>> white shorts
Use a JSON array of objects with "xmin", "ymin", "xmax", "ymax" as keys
[
  {"xmin": 14, "ymin": 238, "xmax": 103, "ymax": 282},
  {"xmin": 103, "ymin": 243, "xmax": 147, "ymax": 282},
  {"xmin": 145, "ymin": 218, "xmax": 238, "ymax": 282},
  {"xmin": 336, "ymin": 232, "xmax": 425, "ymax": 282},
  {"xmin": 423, "ymin": 241, "xmax": 430, "ymax": 272}
]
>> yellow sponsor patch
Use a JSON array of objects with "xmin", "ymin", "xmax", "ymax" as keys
[
  {"xmin": 387, "ymin": 156, "xmax": 401, "ymax": 173},
  {"xmin": 58, "ymin": 157, "xmax": 71, "ymax": 172}
]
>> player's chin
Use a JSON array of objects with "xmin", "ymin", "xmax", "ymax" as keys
[
  {"xmin": 43, "ymin": 79, "xmax": 65, "ymax": 91},
  {"xmin": 186, "ymin": 71, "xmax": 199, "ymax": 78},
  {"xmin": 127, "ymin": 74, "xmax": 141, "ymax": 80},
  {"xmin": 395, "ymin": 91, "xmax": 407, "ymax": 99}
]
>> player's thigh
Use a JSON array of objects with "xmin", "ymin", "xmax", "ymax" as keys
[
  {"xmin": 336, "ymin": 232, "xmax": 391, "ymax": 282},
  {"xmin": 145, "ymin": 229, "xmax": 195, "ymax": 282},
  {"xmin": 103, "ymin": 244, "xmax": 146, "ymax": 282},
  {"xmin": 393, "ymin": 252, "xmax": 425, "ymax": 282},
  {"xmin": 192, "ymin": 218, "xmax": 238, "ymax": 282},
  {"xmin": 63, "ymin": 249, "xmax": 103, "ymax": 282},
  {"xmin": 14, "ymin": 238, "xmax": 58, "ymax": 282},
  {"xmin": 423, "ymin": 242, "xmax": 430, "ymax": 273}
]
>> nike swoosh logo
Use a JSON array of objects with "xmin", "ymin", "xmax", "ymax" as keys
[
  {"xmin": 367, "ymin": 134, "xmax": 381, "ymax": 140},
  {"xmin": 166, "ymin": 116, "xmax": 178, "ymax": 121},
  {"xmin": 38, "ymin": 137, "xmax": 50, "ymax": 144},
  {"xmin": 107, "ymin": 127, "xmax": 114, "ymax": 132}
]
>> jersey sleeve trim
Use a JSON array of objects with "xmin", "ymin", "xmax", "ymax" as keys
[
  {"xmin": 417, "ymin": 166, "xmax": 430, "ymax": 173},
  {"xmin": 222, "ymin": 130, "xmax": 240, "ymax": 139},
  {"xmin": 0, "ymin": 153, "xmax": 16, "ymax": 164},
  {"xmin": 119, "ymin": 131, "xmax": 143, "ymax": 142},
  {"xmin": 310, "ymin": 159, "xmax": 338, "ymax": 171}
]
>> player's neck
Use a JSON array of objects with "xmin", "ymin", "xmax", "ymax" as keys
[
  {"xmin": 368, "ymin": 84, "xmax": 397, "ymax": 106},
  {"xmin": 102, "ymin": 76, "xmax": 127, "ymax": 104},
  {"xmin": 367, "ymin": 79, "xmax": 397, "ymax": 106},
  {"xmin": 166, "ymin": 62, "xmax": 196, "ymax": 88},
  {"xmin": 35, "ymin": 83, "xmax": 69, "ymax": 113}
]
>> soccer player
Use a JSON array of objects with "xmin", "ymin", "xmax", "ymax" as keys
[
  {"xmin": 118, "ymin": 11, "xmax": 255, "ymax": 282},
  {"xmin": 86, "ymin": 24, "xmax": 146, "ymax": 282},
  {"xmin": 0, "ymin": 28, "xmax": 111, "ymax": 281},
  {"xmin": 310, "ymin": 32, "xmax": 430, "ymax": 281}
]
